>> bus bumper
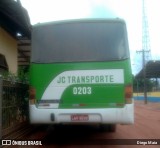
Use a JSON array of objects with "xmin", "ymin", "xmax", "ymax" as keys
[{"xmin": 29, "ymin": 103, "xmax": 134, "ymax": 124}]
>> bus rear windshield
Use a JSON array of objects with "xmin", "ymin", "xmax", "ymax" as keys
[{"xmin": 31, "ymin": 20, "xmax": 129, "ymax": 63}]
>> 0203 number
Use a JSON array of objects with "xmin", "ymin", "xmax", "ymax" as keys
[{"xmin": 73, "ymin": 87, "xmax": 92, "ymax": 95}]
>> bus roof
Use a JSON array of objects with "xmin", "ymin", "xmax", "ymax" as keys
[{"xmin": 33, "ymin": 18, "xmax": 126, "ymax": 28}]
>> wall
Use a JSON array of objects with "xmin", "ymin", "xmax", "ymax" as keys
[{"xmin": 0, "ymin": 27, "xmax": 17, "ymax": 74}]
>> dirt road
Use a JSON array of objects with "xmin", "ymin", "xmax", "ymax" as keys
[
  {"xmin": 11, "ymin": 100, "xmax": 160, "ymax": 148},
  {"xmin": 115, "ymin": 101, "xmax": 160, "ymax": 139}
]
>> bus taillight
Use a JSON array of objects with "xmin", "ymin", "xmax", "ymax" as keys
[
  {"xmin": 29, "ymin": 87, "xmax": 36, "ymax": 105},
  {"xmin": 125, "ymin": 84, "xmax": 133, "ymax": 104}
]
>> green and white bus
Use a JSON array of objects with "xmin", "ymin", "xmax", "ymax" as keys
[{"xmin": 29, "ymin": 19, "xmax": 134, "ymax": 131}]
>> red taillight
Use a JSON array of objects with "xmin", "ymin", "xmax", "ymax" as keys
[
  {"xmin": 29, "ymin": 87, "xmax": 36, "ymax": 104},
  {"xmin": 125, "ymin": 84, "xmax": 133, "ymax": 104}
]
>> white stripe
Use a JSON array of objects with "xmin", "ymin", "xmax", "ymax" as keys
[{"xmin": 41, "ymin": 69, "xmax": 124, "ymax": 103}]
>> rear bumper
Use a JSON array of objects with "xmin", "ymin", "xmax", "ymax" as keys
[{"xmin": 29, "ymin": 102, "xmax": 134, "ymax": 124}]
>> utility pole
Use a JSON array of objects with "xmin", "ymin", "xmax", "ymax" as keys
[
  {"xmin": 137, "ymin": 0, "xmax": 152, "ymax": 104},
  {"xmin": 137, "ymin": 50, "xmax": 148, "ymax": 104}
]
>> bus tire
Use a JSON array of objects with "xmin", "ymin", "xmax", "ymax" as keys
[
  {"xmin": 99, "ymin": 124, "xmax": 116, "ymax": 132},
  {"xmin": 99, "ymin": 124, "xmax": 109, "ymax": 132},
  {"xmin": 108, "ymin": 124, "xmax": 116, "ymax": 132}
]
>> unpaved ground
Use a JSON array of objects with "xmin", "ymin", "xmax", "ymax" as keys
[
  {"xmin": 116, "ymin": 100, "xmax": 160, "ymax": 139},
  {"xmin": 11, "ymin": 100, "xmax": 160, "ymax": 148}
]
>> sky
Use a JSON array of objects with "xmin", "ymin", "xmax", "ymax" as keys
[{"xmin": 20, "ymin": 0, "xmax": 160, "ymax": 74}]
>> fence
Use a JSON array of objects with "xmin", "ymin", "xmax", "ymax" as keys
[{"xmin": 0, "ymin": 76, "xmax": 29, "ymax": 137}]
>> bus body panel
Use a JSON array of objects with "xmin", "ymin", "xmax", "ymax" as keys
[
  {"xmin": 29, "ymin": 102, "xmax": 134, "ymax": 124},
  {"xmin": 29, "ymin": 19, "xmax": 134, "ymax": 125},
  {"xmin": 30, "ymin": 59, "xmax": 132, "ymax": 109}
]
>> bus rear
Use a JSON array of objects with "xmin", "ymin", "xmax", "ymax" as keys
[{"xmin": 29, "ymin": 19, "xmax": 134, "ymax": 130}]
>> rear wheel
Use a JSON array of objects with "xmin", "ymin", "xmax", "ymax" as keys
[
  {"xmin": 108, "ymin": 124, "xmax": 116, "ymax": 132},
  {"xmin": 99, "ymin": 124, "xmax": 116, "ymax": 132}
]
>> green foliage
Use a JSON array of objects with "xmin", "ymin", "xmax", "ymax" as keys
[
  {"xmin": 1, "ymin": 66, "xmax": 29, "ymax": 83},
  {"xmin": 133, "ymin": 76, "xmax": 155, "ymax": 92},
  {"xmin": 18, "ymin": 66, "xmax": 29, "ymax": 83}
]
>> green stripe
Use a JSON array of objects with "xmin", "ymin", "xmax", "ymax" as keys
[{"xmin": 30, "ymin": 59, "xmax": 132, "ymax": 108}]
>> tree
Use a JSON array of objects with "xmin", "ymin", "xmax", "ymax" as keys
[{"xmin": 133, "ymin": 76, "xmax": 154, "ymax": 92}]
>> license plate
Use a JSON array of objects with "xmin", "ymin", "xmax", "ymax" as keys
[{"xmin": 71, "ymin": 114, "xmax": 89, "ymax": 121}]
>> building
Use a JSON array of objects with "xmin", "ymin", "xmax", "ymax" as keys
[{"xmin": 0, "ymin": 0, "xmax": 31, "ymax": 74}]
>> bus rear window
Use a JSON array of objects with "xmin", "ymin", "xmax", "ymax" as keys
[{"xmin": 31, "ymin": 20, "xmax": 129, "ymax": 63}]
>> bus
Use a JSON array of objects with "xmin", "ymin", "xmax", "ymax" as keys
[{"xmin": 29, "ymin": 18, "xmax": 134, "ymax": 132}]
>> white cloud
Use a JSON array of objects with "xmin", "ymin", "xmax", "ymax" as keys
[
  {"xmin": 21, "ymin": 0, "xmax": 92, "ymax": 24},
  {"xmin": 20, "ymin": 0, "xmax": 160, "ymax": 74}
]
